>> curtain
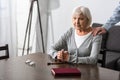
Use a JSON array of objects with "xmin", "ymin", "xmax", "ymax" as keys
[
  {"xmin": 36, "ymin": 0, "xmax": 60, "ymax": 53},
  {"xmin": 0, "ymin": 0, "xmax": 17, "ymax": 57}
]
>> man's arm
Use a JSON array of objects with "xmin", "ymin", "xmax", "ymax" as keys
[
  {"xmin": 93, "ymin": 2, "xmax": 120, "ymax": 36},
  {"xmin": 103, "ymin": 3, "xmax": 120, "ymax": 30}
]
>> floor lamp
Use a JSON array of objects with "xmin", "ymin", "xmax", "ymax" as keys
[{"xmin": 22, "ymin": 0, "xmax": 45, "ymax": 56}]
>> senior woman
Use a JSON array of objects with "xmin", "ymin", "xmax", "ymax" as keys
[{"xmin": 48, "ymin": 6, "xmax": 102, "ymax": 64}]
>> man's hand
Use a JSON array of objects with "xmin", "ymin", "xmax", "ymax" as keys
[{"xmin": 92, "ymin": 27, "xmax": 107, "ymax": 36}]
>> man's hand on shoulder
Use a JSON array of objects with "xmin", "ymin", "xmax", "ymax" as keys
[{"xmin": 92, "ymin": 27, "xmax": 107, "ymax": 36}]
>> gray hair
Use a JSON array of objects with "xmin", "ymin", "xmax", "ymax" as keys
[{"xmin": 72, "ymin": 6, "xmax": 92, "ymax": 26}]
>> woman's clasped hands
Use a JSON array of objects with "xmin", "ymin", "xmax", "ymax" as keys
[{"xmin": 57, "ymin": 49, "xmax": 69, "ymax": 62}]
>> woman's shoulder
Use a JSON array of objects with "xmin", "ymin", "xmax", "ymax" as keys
[
  {"xmin": 67, "ymin": 27, "xmax": 74, "ymax": 32},
  {"xmin": 64, "ymin": 27, "xmax": 74, "ymax": 35},
  {"xmin": 61, "ymin": 27, "xmax": 75, "ymax": 39},
  {"xmin": 94, "ymin": 34, "xmax": 102, "ymax": 38},
  {"xmin": 90, "ymin": 27, "xmax": 102, "ymax": 40},
  {"xmin": 92, "ymin": 34, "xmax": 102, "ymax": 41}
]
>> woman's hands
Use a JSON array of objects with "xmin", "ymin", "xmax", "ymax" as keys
[{"xmin": 57, "ymin": 49, "xmax": 69, "ymax": 62}]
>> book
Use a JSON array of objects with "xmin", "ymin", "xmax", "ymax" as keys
[{"xmin": 51, "ymin": 68, "xmax": 81, "ymax": 77}]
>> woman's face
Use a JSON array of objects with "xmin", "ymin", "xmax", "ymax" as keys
[{"xmin": 72, "ymin": 13, "xmax": 88, "ymax": 30}]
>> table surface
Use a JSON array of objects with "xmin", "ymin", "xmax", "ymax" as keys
[{"xmin": 0, "ymin": 52, "xmax": 119, "ymax": 80}]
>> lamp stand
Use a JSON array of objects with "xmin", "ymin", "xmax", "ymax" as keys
[{"xmin": 22, "ymin": 0, "xmax": 45, "ymax": 56}]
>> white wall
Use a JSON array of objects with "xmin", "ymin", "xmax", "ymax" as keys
[{"xmin": 47, "ymin": 0, "xmax": 119, "ymax": 51}]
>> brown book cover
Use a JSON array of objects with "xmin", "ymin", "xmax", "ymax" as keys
[{"xmin": 51, "ymin": 68, "xmax": 81, "ymax": 77}]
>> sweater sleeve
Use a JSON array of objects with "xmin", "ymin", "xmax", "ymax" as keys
[
  {"xmin": 77, "ymin": 35, "xmax": 102, "ymax": 64},
  {"xmin": 48, "ymin": 28, "xmax": 73, "ymax": 59}
]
